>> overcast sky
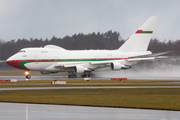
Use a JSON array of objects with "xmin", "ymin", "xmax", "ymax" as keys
[{"xmin": 0, "ymin": 0, "xmax": 180, "ymax": 42}]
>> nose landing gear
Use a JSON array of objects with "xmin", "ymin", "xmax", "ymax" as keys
[
  {"xmin": 26, "ymin": 75, "xmax": 31, "ymax": 79},
  {"xmin": 25, "ymin": 71, "xmax": 31, "ymax": 80}
]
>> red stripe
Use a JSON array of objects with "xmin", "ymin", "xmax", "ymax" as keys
[
  {"xmin": 135, "ymin": 30, "xmax": 153, "ymax": 34},
  {"xmin": 6, "ymin": 60, "xmax": 27, "ymax": 70}
]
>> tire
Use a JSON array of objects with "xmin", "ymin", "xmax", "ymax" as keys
[
  {"xmin": 68, "ymin": 75, "xmax": 71, "ymax": 78},
  {"xmin": 73, "ymin": 74, "xmax": 77, "ymax": 78},
  {"xmin": 26, "ymin": 75, "xmax": 31, "ymax": 79},
  {"xmin": 81, "ymin": 74, "xmax": 86, "ymax": 78}
]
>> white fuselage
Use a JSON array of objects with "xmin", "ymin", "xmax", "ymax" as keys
[
  {"xmin": 6, "ymin": 47, "xmax": 151, "ymax": 72},
  {"xmin": 6, "ymin": 16, "xmax": 157, "ymax": 76}
]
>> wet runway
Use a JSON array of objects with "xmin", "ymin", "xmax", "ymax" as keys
[
  {"xmin": 0, "ymin": 102, "xmax": 179, "ymax": 120},
  {"xmin": 1, "ymin": 76, "xmax": 180, "ymax": 119},
  {"xmin": 1, "ymin": 75, "xmax": 180, "ymax": 81}
]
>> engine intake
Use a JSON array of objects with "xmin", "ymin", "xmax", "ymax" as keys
[
  {"xmin": 74, "ymin": 66, "xmax": 85, "ymax": 73},
  {"xmin": 110, "ymin": 62, "xmax": 122, "ymax": 70},
  {"xmin": 74, "ymin": 66, "xmax": 92, "ymax": 73}
]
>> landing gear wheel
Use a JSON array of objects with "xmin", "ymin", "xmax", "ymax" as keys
[
  {"xmin": 68, "ymin": 75, "xmax": 71, "ymax": 78},
  {"xmin": 81, "ymin": 73, "xmax": 94, "ymax": 78},
  {"xmin": 81, "ymin": 74, "xmax": 86, "ymax": 78},
  {"xmin": 73, "ymin": 74, "xmax": 77, "ymax": 78},
  {"xmin": 68, "ymin": 74, "xmax": 77, "ymax": 78},
  {"xmin": 26, "ymin": 75, "xmax": 31, "ymax": 79},
  {"xmin": 88, "ymin": 74, "xmax": 91, "ymax": 77}
]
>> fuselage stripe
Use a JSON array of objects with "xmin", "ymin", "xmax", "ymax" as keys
[{"xmin": 6, "ymin": 58, "xmax": 128, "ymax": 70}]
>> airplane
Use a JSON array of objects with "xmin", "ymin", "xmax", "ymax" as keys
[{"xmin": 6, "ymin": 16, "xmax": 168, "ymax": 79}]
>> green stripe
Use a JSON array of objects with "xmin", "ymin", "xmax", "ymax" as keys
[
  {"xmin": 19, "ymin": 61, "xmax": 30, "ymax": 69},
  {"xmin": 140, "ymin": 32, "xmax": 152, "ymax": 34},
  {"xmin": 18, "ymin": 59, "xmax": 113, "ymax": 69}
]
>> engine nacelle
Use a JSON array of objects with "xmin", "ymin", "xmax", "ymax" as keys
[
  {"xmin": 110, "ymin": 62, "xmax": 122, "ymax": 70},
  {"xmin": 41, "ymin": 71, "xmax": 58, "ymax": 74},
  {"xmin": 74, "ymin": 66, "xmax": 85, "ymax": 73},
  {"xmin": 41, "ymin": 71, "xmax": 50, "ymax": 74}
]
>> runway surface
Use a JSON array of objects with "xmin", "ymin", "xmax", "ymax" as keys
[
  {"xmin": 0, "ymin": 102, "xmax": 179, "ymax": 120},
  {"xmin": 1, "ymin": 75, "xmax": 180, "ymax": 90},
  {"xmin": 1, "ymin": 76, "xmax": 180, "ymax": 119},
  {"xmin": 1, "ymin": 75, "xmax": 180, "ymax": 80},
  {"xmin": 1, "ymin": 86, "xmax": 180, "ymax": 91}
]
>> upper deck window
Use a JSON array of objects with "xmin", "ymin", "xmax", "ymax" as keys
[{"xmin": 18, "ymin": 50, "xmax": 25, "ymax": 53}]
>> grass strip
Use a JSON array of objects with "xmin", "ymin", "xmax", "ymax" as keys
[{"xmin": 0, "ymin": 88, "xmax": 180, "ymax": 111}]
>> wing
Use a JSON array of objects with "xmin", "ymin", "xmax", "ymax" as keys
[
  {"xmin": 45, "ymin": 51, "xmax": 172, "ymax": 71},
  {"xmin": 129, "ymin": 51, "xmax": 173, "ymax": 58},
  {"xmin": 91, "ymin": 51, "xmax": 172, "ymax": 67}
]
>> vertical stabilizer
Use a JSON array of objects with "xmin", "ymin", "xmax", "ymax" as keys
[{"xmin": 118, "ymin": 16, "xmax": 157, "ymax": 52}]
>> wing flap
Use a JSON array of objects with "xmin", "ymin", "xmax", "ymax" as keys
[
  {"xmin": 127, "ymin": 57, "xmax": 155, "ymax": 62},
  {"xmin": 91, "ymin": 57, "xmax": 156, "ymax": 65},
  {"xmin": 129, "ymin": 51, "xmax": 173, "ymax": 58}
]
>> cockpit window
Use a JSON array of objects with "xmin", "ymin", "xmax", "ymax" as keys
[{"xmin": 18, "ymin": 50, "xmax": 25, "ymax": 53}]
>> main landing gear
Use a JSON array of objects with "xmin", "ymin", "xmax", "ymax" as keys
[
  {"xmin": 81, "ymin": 74, "xmax": 92, "ymax": 78},
  {"xmin": 68, "ymin": 72, "xmax": 77, "ymax": 78},
  {"xmin": 81, "ymin": 73, "xmax": 94, "ymax": 81},
  {"xmin": 68, "ymin": 72, "xmax": 94, "ymax": 78},
  {"xmin": 25, "ymin": 71, "xmax": 31, "ymax": 80}
]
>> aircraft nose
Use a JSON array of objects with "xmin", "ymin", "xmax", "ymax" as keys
[
  {"xmin": 6, "ymin": 56, "xmax": 25, "ymax": 70},
  {"xmin": 6, "ymin": 57, "xmax": 11, "ymax": 62},
  {"xmin": 6, "ymin": 57, "xmax": 15, "ymax": 67}
]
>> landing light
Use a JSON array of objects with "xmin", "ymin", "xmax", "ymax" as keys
[{"xmin": 25, "ymin": 71, "xmax": 29, "ymax": 75}]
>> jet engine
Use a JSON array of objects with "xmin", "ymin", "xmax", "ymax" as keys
[
  {"xmin": 74, "ymin": 66, "xmax": 85, "ymax": 73},
  {"xmin": 41, "ymin": 71, "xmax": 50, "ymax": 74},
  {"xmin": 110, "ymin": 62, "xmax": 122, "ymax": 70},
  {"xmin": 74, "ymin": 66, "xmax": 92, "ymax": 73}
]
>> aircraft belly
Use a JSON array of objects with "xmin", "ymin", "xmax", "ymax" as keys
[{"xmin": 24, "ymin": 62, "xmax": 53, "ymax": 71}]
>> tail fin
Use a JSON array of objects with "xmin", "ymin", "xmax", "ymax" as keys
[{"xmin": 118, "ymin": 16, "xmax": 157, "ymax": 52}]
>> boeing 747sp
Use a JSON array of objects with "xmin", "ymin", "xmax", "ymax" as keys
[{"xmin": 6, "ymin": 16, "xmax": 167, "ymax": 79}]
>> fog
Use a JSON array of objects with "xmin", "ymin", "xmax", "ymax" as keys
[{"xmin": 94, "ymin": 57, "xmax": 180, "ymax": 78}]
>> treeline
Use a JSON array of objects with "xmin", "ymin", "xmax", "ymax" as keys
[{"xmin": 0, "ymin": 30, "xmax": 179, "ymax": 60}]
